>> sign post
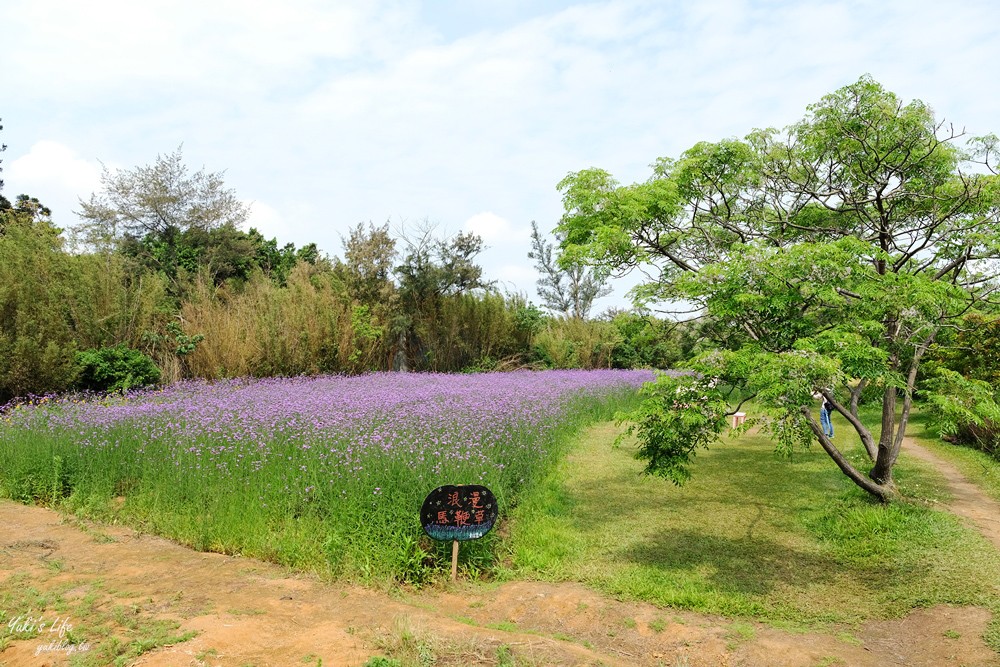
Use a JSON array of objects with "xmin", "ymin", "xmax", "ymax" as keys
[{"xmin": 420, "ymin": 484, "xmax": 498, "ymax": 582}]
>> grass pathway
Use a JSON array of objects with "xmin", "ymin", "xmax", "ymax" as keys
[
  {"xmin": 903, "ymin": 437, "xmax": 1000, "ymax": 551},
  {"xmin": 510, "ymin": 421, "xmax": 1000, "ymax": 632}
]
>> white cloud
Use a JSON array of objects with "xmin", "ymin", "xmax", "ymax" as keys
[
  {"xmin": 244, "ymin": 200, "xmax": 287, "ymax": 239},
  {"xmin": 497, "ymin": 263, "xmax": 537, "ymax": 286},
  {"xmin": 3, "ymin": 0, "xmax": 999, "ymax": 311},
  {"xmin": 463, "ymin": 211, "xmax": 512, "ymax": 242},
  {"xmin": 9, "ymin": 141, "xmax": 101, "ymax": 194},
  {"xmin": 6, "ymin": 141, "xmax": 102, "ymax": 218},
  {"xmin": 0, "ymin": 0, "xmax": 422, "ymax": 100}
]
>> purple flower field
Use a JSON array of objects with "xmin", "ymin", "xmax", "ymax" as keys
[
  {"xmin": 0, "ymin": 370, "xmax": 652, "ymax": 579},
  {"xmin": 5, "ymin": 369, "xmax": 652, "ymax": 478}
]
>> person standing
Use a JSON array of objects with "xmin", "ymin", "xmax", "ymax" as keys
[{"xmin": 815, "ymin": 391, "xmax": 834, "ymax": 438}]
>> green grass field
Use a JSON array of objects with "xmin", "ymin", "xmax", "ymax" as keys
[{"xmin": 508, "ymin": 419, "xmax": 1000, "ymax": 647}]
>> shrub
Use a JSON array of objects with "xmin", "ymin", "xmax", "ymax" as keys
[
  {"xmin": 74, "ymin": 345, "xmax": 161, "ymax": 393},
  {"xmin": 923, "ymin": 368, "xmax": 1000, "ymax": 457}
]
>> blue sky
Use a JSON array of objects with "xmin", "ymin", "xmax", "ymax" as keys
[{"xmin": 2, "ymin": 0, "xmax": 999, "ymax": 311}]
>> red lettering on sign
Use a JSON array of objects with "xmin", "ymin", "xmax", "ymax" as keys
[
  {"xmin": 436, "ymin": 511, "xmax": 449, "ymax": 524},
  {"xmin": 454, "ymin": 510, "xmax": 471, "ymax": 526},
  {"xmin": 474, "ymin": 510, "xmax": 485, "ymax": 524},
  {"xmin": 447, "ymin": 491, "xmax": 461, "ymax": 507},
  {"xmin": 470, "ymin": 491, "xmax": 483, "ymax": 509}
]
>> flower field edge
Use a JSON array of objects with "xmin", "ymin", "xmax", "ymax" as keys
[{"xmin": 0, "ymin": 370, "xmax": 655, "ymax": 583}]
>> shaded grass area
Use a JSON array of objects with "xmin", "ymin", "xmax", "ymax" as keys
[{"xmin": 508, "ymin": 421, "xmax": 1000, "ymax": 637}]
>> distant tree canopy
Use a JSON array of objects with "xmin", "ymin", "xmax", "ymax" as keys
[
  {"xmin": 558, "ymin": 75, "xmax": 1000, "ymax": 500},
  {"xmin": 75, "ymin": 147, "xmax": 316, "ymax": 291},
  {"xmin": 77, "ymin": 147, "xmax": 249, "ymax": 246},
  {"xmin": 0, "ymin": 130, "xmax": 683, "ymax": 402},
  {"xmin": 921, "ymin": 312, "xmax": 1000, "ymax": 456},
  {"xmin": 528, "ymin": 220, "xmax": 610, "ymax": 319}
]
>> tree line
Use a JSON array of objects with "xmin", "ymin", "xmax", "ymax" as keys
[{"xmin": 0, "ymin": 142, "xmax": 691, "ymax": 405}]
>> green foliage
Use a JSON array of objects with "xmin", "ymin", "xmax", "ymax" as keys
[
  {"xmin": 513, "ymin": 303, "xmax": 544, "ymax": 336},
  {"xmin": 532, "ymin": 316, "xmax": 620, "ymax": 369},
  {"xmin": 335, "ymin": 221, "xmax": 398, "ymax": 306},
  {"xmin": 556, "ymin": 75, "xmax": 1000, "ymax": 498},
  {"xmin": 394, "ymin": 224, "xmax": 498, "ymax": 370},
  {"xmin": 0, "ymin": 195, "xmax": 51, "ymax": 229},
  {"xmin": 919, "ymin": 313, "xmax": 1000, "ymax": 454},
  {"xmin": 922, "ymin": 368, "xmax": 1000, "ymax": 454},
  {"xmin": 75, "ymin": 345, "xmax": 161, "ymax": 393},
  {"xmin": 364, "ymin": 658, "xmax": 401, "ymax": 667},
  {"xmin": 396, "ymin": 225, "xmax": 489, "ymax": 304},
  {"xmin": 348, "ymin": 305, "xmax": 383, "ymax": 364},
  {"xmin": 165, "ymin": 321, "xmax": 204, "ymax": 356},
  {"xmin": 248, "ymin": 226, "xmax": 318, "ymax": 286},
  {"xmin": 0, "ymin": 207, "xmax": 80, "ymax": 402},
  {"xmin": 617, "ymin": 373, "xmax": 729, "ymax": 484},
  {"xmin": 931, "ymin": 314, "xmax": 1000, "ymax": 386},
  {"xmin": 608, "ymin": 311, "xmax": 684, "ymax": 369}
]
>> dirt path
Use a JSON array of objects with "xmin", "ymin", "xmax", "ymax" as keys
[
  {"xmin": 903, "ymin": 437, "xmax": 1000, "ymax": 551},
  {"xmin": 2, "ymin": 501, "xmax": 998, "ymax": 666}
]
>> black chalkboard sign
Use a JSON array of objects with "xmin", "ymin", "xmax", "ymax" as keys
[{"xmin": 420, "ymin": 485, "xmax": 498, "ymax": 542}]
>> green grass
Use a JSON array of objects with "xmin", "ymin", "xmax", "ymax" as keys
[{"xmin": 508, "ymin": 420, "xmax": 1000, "ymax": 631}]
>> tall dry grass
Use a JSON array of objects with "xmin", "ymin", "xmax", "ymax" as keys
[
  {"xmin": 533, "ymin": 317, "xmax": 621, "ymax": 369},
  {"xmin": 180, "ymin": 264, "xmax": 393, "ymax": 378}
]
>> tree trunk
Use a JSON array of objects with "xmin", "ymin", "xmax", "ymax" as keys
[
  {"xmin": 802, "ymin": 407, "xmax": 892, "ymax": 501},
  {"xmin": 823, "ymin": 390, "xmax": 877, "ymax": 460},
  {"xmin": 870, "ymin": 386, "xmax": 898, "ymax": 485},
  {"xmin": 849, "ymin": 378, "xmax": 867, "ymax": 418},
  {"xmin": 889, "ymin": 332, "xmax": 936, "ymax": 468},
  {"xmin": 392, "ymin": 331, "xmax": 409, "ymax": 372}
]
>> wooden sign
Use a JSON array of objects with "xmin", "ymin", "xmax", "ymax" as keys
[{"xmin": 420, "ymin": 485, "xmax": 498, "ymax": 542}]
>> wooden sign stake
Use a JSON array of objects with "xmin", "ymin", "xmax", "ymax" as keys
[{"xmin": 421, "ymin": 484, "xmax": 498, "ymax": 584}]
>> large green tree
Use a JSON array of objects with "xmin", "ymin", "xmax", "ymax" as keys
[{"xmin": 557, "ymin": 76, "xmax": 1000, "ymax": 500}]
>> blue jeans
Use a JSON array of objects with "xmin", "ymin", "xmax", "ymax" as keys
[{"xmin": 820, "ymin": 408, "xmax": 834, "ymax": 437}]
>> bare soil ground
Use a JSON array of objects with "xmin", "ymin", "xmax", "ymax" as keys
[{"xmin": 2, "ymin": 440, "xmax": 998, "ymax": 666}]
